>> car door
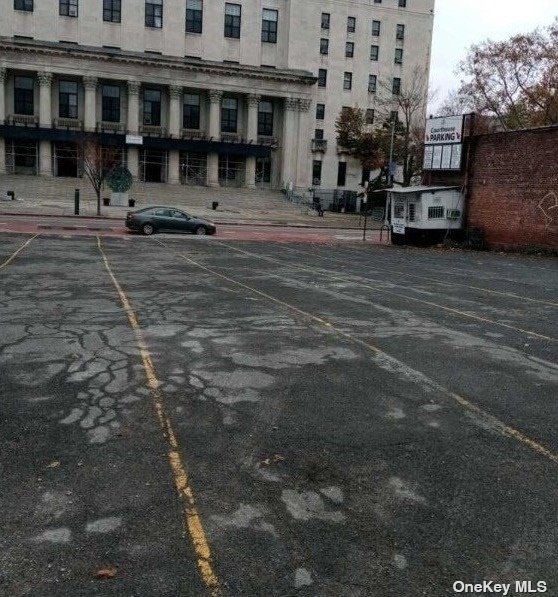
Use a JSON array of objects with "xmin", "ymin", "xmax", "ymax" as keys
[
  {"xmin": 152, "ymin": 208, "xmax": 175, "ymax": 231},
  {"xmin": 170, "ymin": 210, "xmax": 193, "ymax": 232}
]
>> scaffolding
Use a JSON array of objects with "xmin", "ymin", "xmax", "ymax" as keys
[
  {"xmin": 180, "ymin": 152, "xmax": 207, "ymax": 186},
  {"xmin": 5, "ymin": 140, "xmax": 39, "ymax": 175},
  {"xmin": 139, "ymin": 149, "xmax": 168, "ymax": 183},
  {"xmin": 218, "ymin": 154, "xmax": 245, "ymax": 188}
]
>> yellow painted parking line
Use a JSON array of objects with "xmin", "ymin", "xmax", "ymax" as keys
[
  {"xmin": 155, "ymin": 238, "xmax": 558, "ymax": 467},
  {"xmin": 214, "ymin": 241, "xmax": 557, "ymax": 343},
  {"xmin": 0, "ymin": 234, "xmax": 38, "ymax": 271},
  {"xmin": 97, "ymin": 237, "xmax": 222, "ymax": 597}
]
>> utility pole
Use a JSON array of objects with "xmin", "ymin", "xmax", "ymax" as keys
[{"xmin": 388, "ymin": 118, "xmax": 396, "ymax": 187}]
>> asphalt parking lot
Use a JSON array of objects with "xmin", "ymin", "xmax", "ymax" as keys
[{"xmin": 1, "ymin": 232, "xmax": 557, "ymax": 597}]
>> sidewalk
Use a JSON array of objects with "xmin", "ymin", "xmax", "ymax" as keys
[{"xmin": 0, "ymin": 174, "xmax": 366, "ymax": 229}]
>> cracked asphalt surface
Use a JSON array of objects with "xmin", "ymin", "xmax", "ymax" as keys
[{"xmin": 0, "ymin": 232, "xmax": 557, "ymax": 597}]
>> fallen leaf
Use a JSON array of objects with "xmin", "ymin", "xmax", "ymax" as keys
[
  {"xmin": 95, "ymin": 566, "xmax": 117, "ymax": 579},
  {"xmin": 46, "ymin": 461, "xmax": 60, "ymax": 469}
]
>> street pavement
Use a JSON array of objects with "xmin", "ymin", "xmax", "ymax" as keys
[{"xmin": 0, "ymin": 232, "xmax": 557, "ymax": 596}]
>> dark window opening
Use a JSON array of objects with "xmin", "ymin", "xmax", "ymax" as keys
[
  {"xmin": 103, "ymin": 0, "xmax": 121, "ymax": 22},
  {"xmin": 14, "ymin": 76, "xmax": 34, "ymax": 115},
  {"xmin": 59, "ymin": 0, "xmax": 78, "ymax": 17},
  {"xmin": 183, "ymin": 93, "xmax": 200, "ymax": 129},
  {"xmin": 257, "ymin": 100, "xmax": 274, "ymax": 136},
  {"xmin": 102, "ymin": 85, "xmax": 121, "ymax": 122},
  {"xmin": 143, "ymin": 89, "xmax": 162, "ymax": 125},
  {"xmin": 225, "ymin": 3, "xmax": 241, "ymax": 38},
  {"xmin": 261, "ymin": 9, "xmax": 277, "ymax": 43},
  {"xmin": 221, "ymin": 97, "xmax": 238, "ymax": 133},
  {"xmin": 59, "ymin": 80, "xmax": 78, "ymax": 119},
  {"xmin": 337, "ymin": 161, "xmax": 347, "ymax": 187},
  {"xmin": 186, "ymin": 0, "xmax": 203, "ymax": 33},
  {"xmin": 145, "ymin": 0, "xmax": 163, "ymax": 28},
  {"xmin": 312, "ymin": 160, "xmax": 322, "ymax": 186}
]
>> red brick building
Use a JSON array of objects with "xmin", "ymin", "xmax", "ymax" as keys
[{"xmin": 427, "ymin": 124, "xmax": 558, "ymax": 250}]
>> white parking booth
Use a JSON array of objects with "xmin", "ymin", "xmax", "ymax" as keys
[{"xmin": 386, "ymin": 186, "xmax": 465, "ymax": 245}]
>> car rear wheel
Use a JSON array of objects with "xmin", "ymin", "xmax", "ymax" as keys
[
  {"xmin": 194, "ymin": 226, "xmax": 207, "ymax": 236},
  {"xmin": 142, "ymin": 223, "xmax": 155, "ymax": 236}
]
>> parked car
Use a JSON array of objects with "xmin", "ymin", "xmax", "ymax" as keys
[{"xmin": 125, "ymin": 207, "xmax": 217, "ymax": 236}]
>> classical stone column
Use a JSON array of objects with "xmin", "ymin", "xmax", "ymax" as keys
[
  {"xmin": 0, "ymin": 67, "xmax": 6, "ymax": 125},
  {"xmin": 207, "ymin": 89, "xmax": 223, "ymax": 188},
  {"xmin": 168, "ymin": 150, "xmax": 180, "ymax": 185},
  {"xmin": 127, "ymin": 80, "xmax": 140, "ymax": 134},
  {"xmin": 295, "ymin": 98, "xmax": 312, "ymax": 189},
  {"xmin": 281, "ymin": 97, "xmax": 298, "ymax": 188},
  {"xmin": 127, "ymin": 81, "xmax": 141, "ymax": 180},
  {"xmin": 169, "ymin": 85, "xmax": 182, "ymax": 138},
  {"xmin": 0, "ymin": 68, "xmax": 6, "ymax": 174},
  {"xmin": 245, "ymin": 94, "xmax": 260, "ymax": 190},
  {"xmin": 83, "ymin": 76, "xmax": 97, "ymax": 132},
  {"xmin": 38, "ymin": 72, "xmax": 53, "ymax": 176}
]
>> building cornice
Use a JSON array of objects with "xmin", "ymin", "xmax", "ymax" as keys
[{"xmin": 0, "ymin": 37, "xmax": 317, "ymax": 87}]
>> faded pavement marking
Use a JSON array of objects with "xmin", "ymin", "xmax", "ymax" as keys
[
  {"xmin": 0, "ymin": 234, "xmax": 38, "ymax": 271},
  {"xmin": 97, "ymin": 237, "xmax": 222, "ymax": 597},
  {"xmin": 155, "ymin": 238, "xmax": 558, "ymax": 468}
]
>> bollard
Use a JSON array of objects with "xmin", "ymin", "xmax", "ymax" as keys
[{"xmin": 74, "ymin": 189, "xmax": 80, "ymax": 215}]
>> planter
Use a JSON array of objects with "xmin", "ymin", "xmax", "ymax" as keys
[{"xmin": 102, "ymin": 197, "xmax": 110, "ymax": 206}]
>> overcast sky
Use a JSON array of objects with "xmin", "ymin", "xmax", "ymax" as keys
[{"xmin": 429, "ymin": 0, "xmax": 557, "ymax": 112}]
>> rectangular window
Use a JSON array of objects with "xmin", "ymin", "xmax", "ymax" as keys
[
  {"xmin": 103, "ymin": 0, "xmax": 121, "ymax": 22},
  {"xmin": 408, "ymin": 203, "xmax": 416, "ymax": 221},
  {"xmin": 102, "ymin": 85, "xmax": 120, "ymax": 122},
  {"xmin": 186, "ymin": 0, "xmax": 202, "ymax": 33},
  {"xmin": 146, "ymin": 0, "xmax": 163, "ymax": 28},
  {"xmin": 428, "ymin": 206, "xmax": 445, "ymax": 219},
  {"xmin": 261, "ymin": 9, "xmax": 278, "ymax": 43},
  {"xmin": 320, "ymin": 38, "xmax": 329, "ymax": 55},
  {"xmin": 59, "ymin": 0, "xmax": 78, "ymax": 17},
  {"xmin": 368, "ymin": 74, "xmax": 377, "ymax": 93},
  {"xmin": 221, "ymin": 97, "xmax": 238, "ymax": 133},
  {"xmin": 372, "ymin": 20, "xmax": 381, "ymax": 36},
  {"xmin": 224, "ymin": 3, "xmax": 241, "ymax": 38},
  {"xmin": 318, "ymin": 69, "xmax": 327, "ymax": 88},
  {"xmin": 312, "ymin": 160, "xmax": 322, "ymax": 186},
  {"xmin": 347, "ymin": 16, "xmax": 356, "ymax": 33},
  {"xmin": 343, "ymin": 72, "xmax": 352, "ymax": 90},
  {"xmin": 374, "ymin": 0, "xmax": 382, "ymax": 3},
  {"xmin": 365, "ymin": 109, "xmax": 374, "ymax": 124},
  {"xmin": 183, "ymin": 93, "xmax": 200, "ymax": 129},
  {"xmin": 321, "ymin": 13, "xmax": 330, "ymax": 30},
  {"xmin": 14, "ymin": 76, "xmax": 34, "ymax": 115},
  {"xmin": 316, "ymin": 103, "xmax": 325, "ymax": 119},
  {"xmin": 392, "ymin": 77, "xmax": 401, "ymax": 95},
  {"xmin": 314, "ymin": 128, "xmax": 324, "ymax": 140},
  {"xmin": 396, "ymin": 24, "xmax": 405, "ymax": 40},
  {"xmin": 257, "ymin": 100, "xmax": 274, "ymax": 136},
  {"xmin": 143, "ymin": 89, "xmax": 161, "ymax": 125},
  {"xmin": 399, "ymin": 0, "xmax": 407, "ymax": 7},
  {"xmin": 390, "ymin": 110, "xmax": 399, "ymax": 122},
  {"xmin": 370, "ymin": 45, "xmax": 379, "ymax": 61},
  {"xmin": 337, "ymin": 162, "xmax": 347, "ymax": 187},
  {"xmin": 345, "ymin": 42, "xmax": 354, "ymax": 58},
  {"xmin": 395, "ymin": 48, "xmax": 403, "ymax": 64},
  {"xmin": 59, "ymin": 80, "xmax": 78, "ymax": 119},
  {"xmin": 447, "ymin": 209, "xmax": 461, "ymax": 219},
  {"xmin": 14, "ymin": 0, "xmax": 33, "ymax": 11}
]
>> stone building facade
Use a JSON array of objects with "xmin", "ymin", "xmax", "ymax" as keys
[{"xmin": 0, "ymin": 0, "xmax": 434, "ymax": 190}]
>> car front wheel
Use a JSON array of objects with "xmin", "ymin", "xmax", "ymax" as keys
[
  {"xmin": 194, "ymin": 226, "xmax": 207, "ymax": 236},
  {"xmin": 142, "ymin": 223, "xmax": 155, "ymax": 236}
]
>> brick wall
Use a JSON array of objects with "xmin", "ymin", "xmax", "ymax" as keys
[{"xmin": 428, "ymin": 125, "xmax": 558, "ymax": 250}]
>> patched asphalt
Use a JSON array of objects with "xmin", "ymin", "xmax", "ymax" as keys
[{"xmin": 1, "ymin": 232, "xmax": 557, "ymax": 597}]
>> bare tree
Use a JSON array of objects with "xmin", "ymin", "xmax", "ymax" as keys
[
  {"xmin": 81, "ymin": 138, "xmax": 122, "ymax": 216},
  {"xmin": 455, "ymin": 19, "xmax": 558, "ymax": 130},
  {"xmin": 376, "ymin": 67, "xmax": 432, "ymax": 186}
]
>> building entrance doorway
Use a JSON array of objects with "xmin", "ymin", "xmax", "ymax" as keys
[
  {"xmin": 218, "ymin": 154, "xmax": 245, "ymax": 188},
  {"xmin": 140, "ymin": 149, "xmax": 168, "ymax": 183},
  {"xmin": 256, "ymin": 157, "xmax": 271, "ymax": 189},
  {"xmin": 54, "ymin": 143, "xmax": 80, "ymax": 178}
]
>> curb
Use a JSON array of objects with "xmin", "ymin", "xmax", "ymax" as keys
[{"xmin": 0, "ymin": 211, "xmax": 367, "ymax": 231}]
